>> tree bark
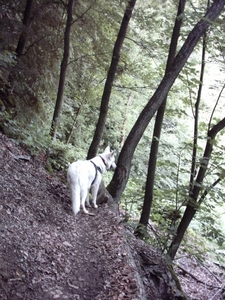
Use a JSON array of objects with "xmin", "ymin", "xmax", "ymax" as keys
[
  {"xmin": 167, "ymin": 14, "xmax": 207, "ymax": 258},
  {"xmin": 189, "ymin": 3, "xmax": 208, "ymax": 194},
  {"xmin": 8, "ymin": 0, "xmax": 33, "ymax": 85},
  {"xmin": 66, "ymin": 98, "xmax": 86, "ymax": 144},
  {"xmin": 108, "ymin": 0, "xmax": 225, "ymax": 203},
  {"xmin": 15, "ymin": 0, "xmax": 33, "ymax": 58},
  {"xmin": 168, "ymin": 117, "xmax": 225, "ymax": 260},
  {"xmin": 120, "ymin": 93, "xmax": 132, "ymax": 148},
  {"xmin": 50, "ymin": 0, "xmax": 74, "ymax": 139},
  {"xmin": 87, "ymin": 0, "xmax": 137, "ymax": 159},
  {"xmin": 136, "ymin": 0, "xmax": 186, "ymax": 236}
]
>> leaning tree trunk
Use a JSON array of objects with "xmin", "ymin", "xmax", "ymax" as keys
[
  {"xmin": 50, "ymin": 0, "xmax": 74, "ymax": 139},
  {"xmin": 168, "ymin": 117, "xmax": 225, "ymax": 260},
  {"xmin": 135, "ymin": 0, "xmax": 186, "ymax": 237},
  {"xmin": 87, "ymin": 0, "xmax": 137, "ymax": 159},
  {"xmin": 107, "ymin": 0, "xmax": 225, "ymax": 203}
]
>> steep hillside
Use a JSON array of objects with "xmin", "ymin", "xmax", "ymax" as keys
[{"xmin": 0, "ymin": 132, "xmax": 224, "ymax": 300}]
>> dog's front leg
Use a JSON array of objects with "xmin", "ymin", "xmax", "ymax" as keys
[{"xmin": 85, "ymin": 193, "xmax": 90, "ymax": 207}]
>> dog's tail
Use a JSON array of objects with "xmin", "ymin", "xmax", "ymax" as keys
[{"xmin": 69, "ymin": 184, "xmax": 80, "ymax": 215}]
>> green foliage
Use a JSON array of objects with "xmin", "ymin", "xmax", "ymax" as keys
[
  {"xmin": 0, "ymin": 109, "xmax": 50, "ymax": 154},
  {"xmin": 120, "ymin": 176, "xmax": 145, "ymax": 215},
  {"xmin": 48, "ymin": 140, "xmax": 78, "ymax": 171},
  {"xmin": 0, "ymin": 51, "xmax": 16, "ymax": 78},
  {"xmin": 180, "ymin": 229, "xmax": 209, "ymax": 261}
]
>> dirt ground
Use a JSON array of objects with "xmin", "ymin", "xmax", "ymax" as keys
[{"xmin": 0, "ymin": 132, "xmax": 224, "ymax": 300}]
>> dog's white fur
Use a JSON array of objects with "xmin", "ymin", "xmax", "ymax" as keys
[{"xmin": 67, "ymin": 146, "xmax": 116, "ymax": 215}]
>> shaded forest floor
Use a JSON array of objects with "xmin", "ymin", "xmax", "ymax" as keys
[{"xmin": 0, "ymin": 132, "xmax": 224, "ymax": 300}]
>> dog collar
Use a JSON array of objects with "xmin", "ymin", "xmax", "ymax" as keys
[
  {"xmin": 99, "ymin": 155, "xmax": 107, "ymax": 167},
  {"xmin": 90, "ymin": 161, "xmax": 102, "ymax": 186}
]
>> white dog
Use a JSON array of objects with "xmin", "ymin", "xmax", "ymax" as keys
[{"xmin": 67, "ymin": 146, "xmax": 116, "ymax": 215}]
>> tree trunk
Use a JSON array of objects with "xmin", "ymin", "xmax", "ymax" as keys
[
  {"xmin": 108, "ymin": 0, "xmax": 225, "ymax": 203},
  {"xmin": 168, "ymin": 18, "xmax": 207, "ymax": 257},
  {"xmin": 8, "ymin": 0, "xmax": 33, "ymax": 85},
  {"xmin": 168, "ymin": 117, "xmax": 225, "ymax": 260},
  {"xmin": 66, "ymin": 98, "xmax": 85, "ymax": 144},
  {"xmin": 50, "ymin": 0, "xmax": 74, "ymax": 139},
  {"xmin": 135, "ymin": 0, "xmax": 186, "ymax": 237},
  {"xmin": 87, "ymin": 0, "xmax": 137, "ymax": 159},
  {"xmin": 189, "ymin": 7, "xmax": 208, "ymax": 194},
  {"xmin": 120, "ymin": 93, "xmax": 132, "ymax": 148},
  {"xmin": 15, "ymin": 0, "xmax": 33, "ymax": 57}
]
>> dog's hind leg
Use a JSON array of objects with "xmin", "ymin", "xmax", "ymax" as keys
[
  {"xmin": 81, "ymin": 190, "xmax": 89, "ymax": 214},
  {"xmin": 70, "ymin": 185, "xmax": 81, "ymax": 215}
]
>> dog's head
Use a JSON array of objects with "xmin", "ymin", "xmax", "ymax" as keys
[{"xmin": 101, "ymin": 146, "xmax": 117, "ymax": 171}]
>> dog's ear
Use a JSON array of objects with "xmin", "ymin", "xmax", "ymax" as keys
[
  {"xmin": 103, "ymin": 146, "xmax": 110, "ymax": 153},
  {"xmin": 107, "ymin": 150, "xmax": 116, "ymax": 160},
  {"xmin": 111, "ymin": 150, "xmax": 116, "ymax": 156}
]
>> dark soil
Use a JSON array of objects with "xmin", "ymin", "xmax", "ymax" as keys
[{"xmin": 0, "ymin": 132, "xmax": 224, "ymax": 300}]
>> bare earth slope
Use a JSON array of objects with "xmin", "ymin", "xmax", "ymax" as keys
[
  {"xmin": 0, "ymin": 132, "xmax": 224, "ymax": 300},
  {"xmin": 0, "ymin": 133, "xmax": 143, "ymax": 300}
]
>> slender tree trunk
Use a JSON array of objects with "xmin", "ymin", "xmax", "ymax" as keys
[
  {"xmin": 87, "ymin": 0, "xmax": 137, "ymax": 159},
  {"xmin": 108, "ymin": 0, "xmax": 225, "ymax": 203},
  {"xmin": 135, "ymin": 0, "xmax": 186, "ymax": 237},
  {"xmin": 168, "ymin": 117, "xmax": 225, "ymax": 260},
  {"xmin": 66, "ymin": 99, "xmax": 85, "ymax": 144},
  {"xmin": 189, "ymin": 21, "xmax": 207, "ymax": 194},
  {"xmin": 168, "ymin": 26, "xmax": 207, "ymax": 256},
  {"xmin": 50, "ymin": 0, "xmax": 74, "ymax": 139},
  {"xmin": 8, "ymin": 0, "xmax": 33, "ymax": 85},
  {"xmin": 16, "ymin": 0, "xmax": 33, "ymax": 57},
  {"xmin": 168, "ymin": 0, "xmax": 210, "ymax": 259},
  {"xmin": 120, "ymin": 93, "xmax": 132, "ymax": 148}
]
